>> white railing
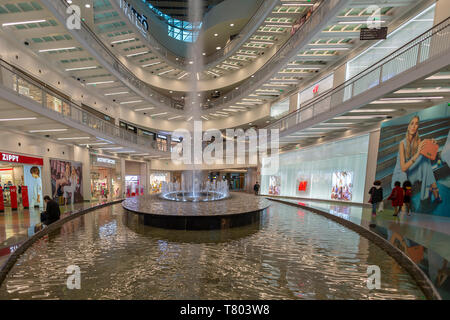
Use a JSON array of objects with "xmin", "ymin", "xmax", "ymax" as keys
[
  {"xmin": 0, "ymin": 59, "xmax": 162, "ymax": 151},
  {"xmin": 266, "ymin": 17, "xmax": 450, "ymax": 133}
]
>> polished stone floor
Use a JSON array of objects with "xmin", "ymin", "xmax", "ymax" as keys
[{"xmin": 266, "ymin": 197, "xmax": 450, "ymax": 299}]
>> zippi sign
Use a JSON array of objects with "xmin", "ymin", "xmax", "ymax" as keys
[{"xmin": 0, "ymin": 152, "xmax": 43, "ymax": 166}]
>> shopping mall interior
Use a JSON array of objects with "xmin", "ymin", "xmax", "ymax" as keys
[{"xmin": 0, "ymin": 0, "xmax": 449, "ymax": 305}]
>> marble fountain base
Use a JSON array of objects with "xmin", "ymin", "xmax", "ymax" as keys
[{"xmin": 122, "ymin": 192, "xmax": 271, "ymax": 230}]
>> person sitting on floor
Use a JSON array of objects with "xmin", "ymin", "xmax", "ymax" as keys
[{"xmin": 40, "ymin": 195, "xmax": 61, "ymax": 226}]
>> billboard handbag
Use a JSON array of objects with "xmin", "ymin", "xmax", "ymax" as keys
[{"xmin": 420, "ymin": 139, "xmax": 439, "ymax": 160}]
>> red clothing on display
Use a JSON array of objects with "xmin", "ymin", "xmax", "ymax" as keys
[{"xmin": 388, "ymin": 186, "xmax": 404, "ymax": 207}]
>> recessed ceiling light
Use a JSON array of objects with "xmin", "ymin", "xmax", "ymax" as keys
[
  {"xmin": 120, "ymin": 100, "xmax": 143, "ymax": 105},
  {"xmin": 57, "ymin": 137, "xmax": 90, "ymax": 140},
  {"xmin": 29, "ymin": 129, "xmax": 68, "ymax": 133},
  {"xmin": 39, "ymin": 47, "xmax": 76, "ymax": 52},
  {"xmin": 230, "ymin": 23, "xmax": 234, "ymax": 27},
  {"xmin": 104, "ymin": 91, "xmax": 129, "ymax": 96},
  {"xmin": 216, "ymin": 46, "xmax": 221, "ymax": 50},
  {"xmin": 214, "ymin": 33, "xmax": 218, "ymax": 37},
  {"xmin": 0, "ymin": 117, "xmax": 37, "ymax": 121},
  {"xmin": 202, "ymin": 52, "xmax": 206, "ymax": 56},
  {"xmin": 87, "ymin": 81, "xmax": 114, "ymax": 85},
  {"xmin": 2, "ymin": 19, "xmax": 46, "ymax": 27},
  {"xmin": 65, "ymin": 66, "xmax": 97, "ymax": 71},
  {"xmin": 134, "ymin": 107, "xmax": 155, "ymax": 112},
  {"xmin": 85, "ymin": 4, "xmax": 91, "ymax": 8}
]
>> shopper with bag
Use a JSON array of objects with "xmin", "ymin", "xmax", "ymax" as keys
[{"xmin": 368, "ymin": 181, "xmax": 383, "ymax": 216}]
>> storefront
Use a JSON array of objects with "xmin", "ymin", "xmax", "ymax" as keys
[
  {"xmin": 125, "ymin": 160, "xmax": 147, "ymax": 197},
  {"xmin": 156, "ymin": 134, "xmax": 169, "ymax": 152},
  {"xmin": 0, "ymin": 151, "xmax": 44, "ymax": 209},
  {"xmin": 260, "ymin": 134, "xmax": 370, "ymax": 203},
  {"xmin": 90, "ymin": 155, "xmax": 121, "ymax": 200},
  {"xmin": 149, "ymin": 171, "xmax": 170, "ymax": 193}
]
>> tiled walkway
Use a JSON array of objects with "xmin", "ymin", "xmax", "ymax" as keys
[
  {"xmin": 0, "ymin": 201, "xmax": 105, "ymax": 266},
  {"xmin": 266, "ymin": 197, "xmax": 450, "ymax": 299}
]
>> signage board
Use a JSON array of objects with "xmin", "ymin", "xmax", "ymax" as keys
[
  {"xmin": 0, "ymin": 152, "xmax": 43, "ymax": 166},
  {"xmin": 360, "ymin": 27, "xmax": 388, "ymax": 40}
]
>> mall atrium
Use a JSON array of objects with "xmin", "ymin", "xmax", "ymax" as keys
[{"xmin": 0, "ymin": 0, "xmax": 449, "ymax": 304}]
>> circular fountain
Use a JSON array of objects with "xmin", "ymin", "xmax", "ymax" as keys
[{"xmin": 158, "ymin": 179, "xmax": 230, "ymax": 202}]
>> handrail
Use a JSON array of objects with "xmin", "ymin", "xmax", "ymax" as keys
[
  {"xmin": 204, "ymin": 0, "xmax": 343, "ymax": 112},
  {"xmin": 0, "ymin": 58, "xmax": 164, "ymax": 151},
  {"xmin": 110, "ymin": 0, "xmax": 279, "ymax": 72},
  {"xmin": 265, "ymin": 16, "xmax": 450, "ymax": 132},
  {"xmin": 43, "ymin": 0, "xmax": 332, "ymax": 114},
  {"xmin": 42, "ymin": 0, "xmax": 184, "ymax": 112}
]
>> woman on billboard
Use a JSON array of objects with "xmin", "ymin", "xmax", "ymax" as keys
[{"xmin": 391, "ymin": 116, "xmax": 442, "ymax": 203}]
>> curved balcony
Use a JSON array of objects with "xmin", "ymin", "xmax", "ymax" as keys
[
  {"xmin": 0, "ymin": 58, "xmax": 169, "ymax": 156},
  {"xmin": 266, "ymin": 17, "xmax": 450, "ymax": 136}
]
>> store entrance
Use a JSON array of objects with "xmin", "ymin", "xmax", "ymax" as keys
[{"xmin": 0, "ymin": 162, "xmax": 43, "ymax": 209}]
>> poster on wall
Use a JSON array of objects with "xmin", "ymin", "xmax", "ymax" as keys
[
  {"xmin": 375, "ymin": 103, "xmax": 450, "ymax": 216},
  {"xmin": 296, "ymin": 173, "xmax": 311, "ymax": 196},
  {"xmin": 331, "ymin": 171, "xmax": 353, "ymax": 201},
  {"xmin": 268, "ymin": 176, "xmax": 281, "ymax": 195},
  {"xmin": 23, "ymin": 165, "xmax": 43, "ymax": 208},
  {"xmin": 50, "ymin": 159, "xmax": 83, "ymax": 204}
]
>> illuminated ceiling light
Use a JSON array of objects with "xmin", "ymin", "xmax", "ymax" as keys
[
  {"xmin": 207, "ymin": 71, "xmax": 220, "ymax": 77},
  {"xmin": 120, "ymin": 100, "xmax": 143, "ymax": 105},
  {"xmin": 98, "ymin": 147, "xmax": 124, "ymax": 150},
  {"xmin": 2, "ymin": 19, "xmax": 46, "ymax": 27},
  {"xmin": 85, "ymin": 4, "xmax": 91, "ymax": 8},
  {"xmin": 214, "ymin": 33, "xmax": 218, "ymax": 37},
  {"xmin": 336, "ymin": 116, "xmax": 388, "ymax": 120},
  {"xmin": 202, "ymin": 52, "xmax": 206, "ymax": 56},
  {"xmin": 197, "ymin": 73, "xmax": 200, "ymax": 80},
  {"xmin": 349, "ymin": 109, "xmax": 397, "ymax": 113},
  {"xmin": 250, "ymin": 41, "xmax": 274, "ymax": 45},
  {"xmin": 223, "ymin": 109, "xmax": 239, "ymax": 112},
  {"xmin": 265, "ymin": 24, "xmax": 291, "ymax": 28},
  {"xmin": 142, "ymin": 62, "xmax": 161, "ymax": 67},
  {"xmin": 395, "ymin": 88, "xmax": 450, "ymax": 93},
  {"xmin": 0, "ymin": 117, "xmax": 37, "ymax": 121},
  {"xmin": 29, "ymin": 129, "xmax": 68, "ymax": 133},
  {"xmin": 187, "ymin": 116, "xmax": 193, "ymax": 121},
  {"xmin": 201, "ymin": 116, "xmax": 209, "ymax": 120},
  {"xmin": 150, "ymin": 112, "xmax": 168, "ymax": 117},
  {"xmin": 168, "ymin": 115, "xmax": 183, "ymax": 120},
  {"xmin": 370, "ymin": 96, "xmax": 444, "ymax": 104},
  {"xmin": 216, "ymin": 46, "xmax": 221, "ymax": 50},
  {"xmin": 425, "ymin": 74, "xmax": 450, "ymax": 80},
  {"xmin": 87, "ymin": 81, "xmax": 114, "ymax": 85},
  {"xmin": 158, "ymin": 69, "xmax": 174, "ymax": 75},
  {"xmin": 281, "ymin": 3, "xmax": 314, "ymax": 6},
  {"xmin": 230, "ymin": 23, "xmax": 234, "ymax": 27},
  {"xmin": 338, "ymin": 21, "xmax": 385, "ymax": 25},
  {"xmin": 189, "ymin": 61, "xmax": 194, "ymax": 64},
  {"xmin": 126, "ymin": 51, "xmax": 149, "ymax": 57},
  {"xmin": 79, "ymin": 143, "xmax": 109, "ymax": 146},
  {"xmin": 38, "ymin": 47, "xmax": 76, "ymax": 52},
  {"xmin": 57, "ymin": 137, "xmax": 90, "ymax": 140},
  {"xmin": 308, "ymin": 47, "xmax": 350, "ymax": 51},
  {"xmin": 65, "ymin": 66, "xmax": 97, "ymax": 71},
  {"xmin": 104, "ymin": 91, "xmax": 129, "ymax": 96},
  {"xmin": 134, "ymin": 107, "xmax": 155, "ymax": 112},
  {"xmin": 111, "ymin": 38, "xmax": 136, "ymax": 44},
  {"xmin": 178, "ymin": 72, "xmax": 189, "ymax": 79}
]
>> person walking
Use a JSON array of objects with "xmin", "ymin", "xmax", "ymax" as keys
[
  {"xmin": 388, "ymin": 181, "xmax": 404, "ymax": 217},
  {"xmin": 41, "ymin": 195, "xmax": 61, "ymax": 226},
  {"xmin": 253, "ymin": 182, "xmax": 260, "ymax": 195},
  {"xmin": 368, "ymin": 180, "xmax": 383, "ymax": 216},
  {"xmin": 403, "ymin": 180, "xmax": 413, "ymax": 216}
]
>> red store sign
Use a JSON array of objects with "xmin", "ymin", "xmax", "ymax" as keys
[{"xmin": 0, "ymin": 152, "xmax": 43, "ymax": 166}]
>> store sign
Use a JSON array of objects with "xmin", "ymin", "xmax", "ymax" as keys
[
  {"xmin": 97, "ymin": 157, "xmax": 116, "ymax": 165},
  {"xmin": 120, "ymin": 0, "xmax": 149, "ymax": 33},
  {"xmin": 0, "ymin": 152, "xmax": 43, "ymax": 166},
  {"xmin": 360, "ymin": 27, "xmax": 388, "ymax": 40}
]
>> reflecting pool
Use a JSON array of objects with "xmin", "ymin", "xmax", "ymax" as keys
[{"xmin": 0, "ymin": 202, "xmax": 425, "ymax": 299}]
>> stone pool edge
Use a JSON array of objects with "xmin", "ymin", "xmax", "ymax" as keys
[
  {"xmin": 0, "ymin": 199, "xmax": 124, "ymax": 289},
  {"xmin": 268, "ymin": 198, "xmax": 442, "ymax": 301}
]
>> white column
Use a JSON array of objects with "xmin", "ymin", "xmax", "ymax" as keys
[
  {"xmin": 72, "ymin": 146, "xmax": 91, "ymax": 201},
  {"xmin": 363, "ymin": 130, "xmax": 381, "ymax": 203}
]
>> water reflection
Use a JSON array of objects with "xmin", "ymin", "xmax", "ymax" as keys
[{"xmin": 0, "ymin": 203, "xmax": 425, "ymax": 300}]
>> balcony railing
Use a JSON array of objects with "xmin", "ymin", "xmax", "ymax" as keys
[
  {"xmin": 0, "ymin": 59, "xmax": 161, "ymax": 150},
  {"xmin": 266, "ymin": 17, "xmax": 450, "ymax": 133}
]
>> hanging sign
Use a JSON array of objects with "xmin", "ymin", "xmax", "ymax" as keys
[{"xmin": 360, "ymin": 27, "xmax": 388, "ymax": 40}]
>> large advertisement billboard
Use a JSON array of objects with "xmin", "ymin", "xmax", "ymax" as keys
[
  {"xmin": 50, "ymin": 159, "xmax": 83, "ymax": 204},
  {"xmin": 375, "ymin": 103, "xmax": 450, "ymax": 216},
  {"xmin": 23, "ymin": 165, "xmax": 43, "ymax": 209}
]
